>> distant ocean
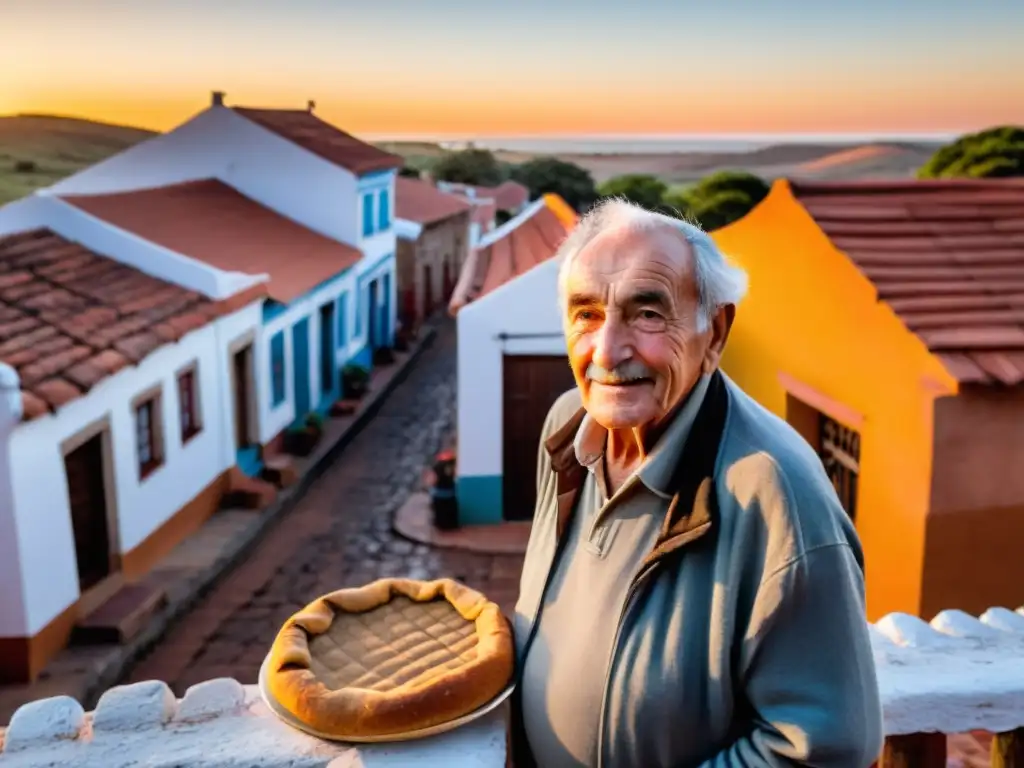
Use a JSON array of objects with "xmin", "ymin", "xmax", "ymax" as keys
[{"xmin": 372, "ymin": 133, "xmax": 957, "ymax": 154}]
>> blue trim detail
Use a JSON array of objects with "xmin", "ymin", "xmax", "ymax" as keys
[
  {"xmin": 377, "ymin": 188, "xmax": 390, "ymax": 230},
  {"xmin": 350, "ymin": 344, "xmax": 372, "ymax": 369},
  {"xmin": 456, "ymin": 475, "xmax": 503, "ymax": 525},
  {"xmin": 362, "ymin": 192, "xmax": 374, "ymax": 237},
  {"xmin": 357, "ymin": 169, "xmax": 394, "ymax": 182},
  {"xmin": 270, "ymin": 331, "xmax": 286, "ymax": 406},
  {"xmin": 237, "ymin": 446, "xmax": 263, "ymax": 478},
  {"xmin": 291, "ymin": 317, "xmax": 311, "ymax": 421},
  {"xmin": 337, "ymin": 293, "xmax": 347, "ymax": 348},
  {"xmin": 262, "ymin": 301, "xmax": 288, "ymax": 322}
]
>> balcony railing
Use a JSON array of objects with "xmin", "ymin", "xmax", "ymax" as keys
[{"xmin": 0, "ymin": 605, "xmax": 1021, "ymax": 767}]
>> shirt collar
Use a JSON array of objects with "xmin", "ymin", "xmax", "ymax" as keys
[{"xmin": 573, "ymin": 373, "xmax": 712, "ymax": 499}]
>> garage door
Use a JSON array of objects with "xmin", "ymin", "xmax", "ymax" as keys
[{"xmin": 502, "ymin": 354, "xmax": 577, "ymax": 520}]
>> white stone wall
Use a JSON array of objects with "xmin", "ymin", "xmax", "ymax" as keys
[
  {"xmin": 2, "ymin": 606, "xmax": 1023, "ymax": 765},
  {"xmin": 456, "ymin": 253, "xmax": 566, "ymax": 482},
  {"xmin": 0, "ymin": 678, "xmax": 506, "ymax": 768}
]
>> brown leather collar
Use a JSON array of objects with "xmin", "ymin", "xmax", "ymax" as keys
[{"xmin": 543, "ymin": 370, "xmax": 729, "ymax": 555}]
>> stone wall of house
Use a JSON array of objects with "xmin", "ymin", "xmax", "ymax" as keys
[
  {"xmin": 924, "ymin": 386, "xmax": 1024, "ymax": 618},
  {"xmin": 400, "ymin": 213, "xmax": 470, "ymax": 330}
]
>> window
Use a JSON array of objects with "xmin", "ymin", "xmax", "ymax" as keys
[
  {"xmin": 270, "ymin": 331, "xmax": 286, "ymax": 406},
  {"xmin": 177, "ymin": 366, "xmax": 201, "ymax": 442},
  {"xmin": 337, "ymin": 294, "xmax": 347, "ymax": 348},
  {"xmin": 819, "ymin": 415, "xmax": 860, "ymax": 521},
  {"xmin": 377, "ymin": 188, "xmax": 390, "ymax": 230},
  {"xmin": 362, "ymin": 192, "xmax": 374, "ymax": 237},
  {"xmin": 135, "ymin": 394, "xmax": 163, "ymax": 479}
]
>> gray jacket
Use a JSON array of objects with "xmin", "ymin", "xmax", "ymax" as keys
[{"xmin": 511, "ymin": 371, "xmax": 883, "ymax": 767}]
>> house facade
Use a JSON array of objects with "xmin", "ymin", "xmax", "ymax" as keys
[
  {"xmin": 713, "ymin": 178, "xmax": 1024, "ymax": 621},
  {"xmin": 0, "ymin": 222, "xmax": 265, "ymax": 685},
  {"xmin": 455, "ymin": 255, "xmax": 573, "ymax": 525},
  {"xmin": 435, "ymin": 180, "xmax": 530, "ymax": 221},
  {"xmin": 449, "ymin": 193, "xmax": 577, "ymax": 315},
  {"xmin": 451, "ymin": 194, "xmax": 577, "ymax": 524},
  {"xmin": 44, "ymin": 93, "xmax": 403, "ymax": 470},
  {"xmin": 394, "ymin": 177, "xmax": 472, "ymax": 333}
]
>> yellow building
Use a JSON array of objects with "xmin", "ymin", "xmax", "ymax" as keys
[{"xmin": 713, "ymin": 178, "xmax": 1024, "ymax": 621}]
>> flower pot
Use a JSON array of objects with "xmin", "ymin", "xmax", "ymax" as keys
[{"xmin": 283, "ymin": 427, "xmax": 318, "ymax": 458}]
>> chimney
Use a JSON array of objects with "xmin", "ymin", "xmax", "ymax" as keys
[
  {"xmin": 307, "ymin": 100, "xmax": 316, "ymax": 113},
  {"xmin": 211, "ymin": 91, "xmax": 226, "ymax": 107}
]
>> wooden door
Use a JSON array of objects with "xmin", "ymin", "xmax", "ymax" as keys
[
  {"xmin": 367, "ymin": 279, "xmax": 380, "ymax": 350},
  {"xmin": 63, "ymin": 433, "xmax": 113, "ymax": 591},
  {"xmin": 291, "ymin": 319, "xmax": 311, "ymax": 419},
  {"xmin": 233, "ymin": 344, "xmax": 253, "ymax": 447},
  {"xmin": 501, "ymin": 355, "xmax": 576, "ymax": 520},
  {"xmin": 422, "ymin": 264, "xmax": 434, "ymax": 316},
  {"xmin": 319, "ymin": 301, "xmax": 335, "ymax": 398}
]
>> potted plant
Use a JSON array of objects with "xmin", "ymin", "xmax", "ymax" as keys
[
  {"xmin": 341, "ymin": 363, "xmax": 371, "ymax": 399},
  {"xmin": 373, "ymin": 346, "xmax": 396, "ymax": 366},
  {"xmin": 283, "ymin": 412, "xmax": 325, "ymax": 457}
]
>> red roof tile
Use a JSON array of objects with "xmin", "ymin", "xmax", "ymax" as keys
[
  {"xmin": 62, "ymin": 179, "xmax": 362, "ymax": 304},
  {"xmin": 0, "ymin": 229, "xmax": 264, "ymax": 421},
  {"xmin": 395, "ymin": 177, "xmax": 472, "ymax": 226},
  {"xmin": 440, "ymin": 180, "xmax": 530, "ymax": 212},
  {"xmin": 449, "ymin": 197, "xmax": 576, "ymax": 313},
  {"xmin": 233, "ymin": 108, "xmax": 403, "ymax": 176},
  {"xmin": 791, "ymin": 179, "xmax": 1024, "ymax": 386}
]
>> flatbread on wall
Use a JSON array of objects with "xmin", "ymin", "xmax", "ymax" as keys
[{"xmin": 266, "ymin": 577, "xmax": 515, "ymax": 737}]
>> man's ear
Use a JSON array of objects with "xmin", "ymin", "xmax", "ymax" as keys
[{"xmin": 702, "ymin": 304, "xmax": 735, "ymax": 374}]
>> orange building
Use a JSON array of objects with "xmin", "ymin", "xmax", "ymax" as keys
[{"xmin": 713, "ymin": 179, "xmax": 1024, "ymax": 621}]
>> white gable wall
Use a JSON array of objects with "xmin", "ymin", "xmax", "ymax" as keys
[
  {"xmin": 456, "ymin": 255, "xmax": 565, "ymax": 481},
  {"xmin": 48, "ymin": 106, "xmax": 363, "ymax": 248},
  {"xmin": 0, "ymin": 300, "xmax": 261, "ymax": 638}
]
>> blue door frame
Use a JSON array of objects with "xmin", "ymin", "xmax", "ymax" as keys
[
  {"xmin": 317, "ymin": 301, "xmax": 338, "ymax": 412},
  {"xmin": 292, "ymin": 317, "xmax": 311, "ymax": 423}
]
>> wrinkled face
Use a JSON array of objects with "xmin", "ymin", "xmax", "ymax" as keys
[{"xmin": 563, "ymin": 222, "xmax": 729, "ymax": 431}]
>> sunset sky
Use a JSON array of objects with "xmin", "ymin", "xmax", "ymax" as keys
[{"xmin": 3, "ymin": 0, "xmax": 1023, "ymax": 139}]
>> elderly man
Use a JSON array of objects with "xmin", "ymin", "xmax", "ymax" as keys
[{"xmin": 510, "ymin": 199, "xmax": 883, "ymax": 768}]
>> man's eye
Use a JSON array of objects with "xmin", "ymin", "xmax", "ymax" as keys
[
  {"xmin": 577, "ymin": 310, "xmax": 594, "ymax": 321},
  {"xmin": 639, "ymin": 310, "xmax": 660, "ymax": 320}
]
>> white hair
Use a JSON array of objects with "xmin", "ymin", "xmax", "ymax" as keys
[{"xmin": 556, "ymin": 198, "xmax": 749, "ymax": 331}]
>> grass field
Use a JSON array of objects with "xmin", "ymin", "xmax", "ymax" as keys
[{"xmin": 0, "ymin": 114, "xmax": 156, "ymax": 204}]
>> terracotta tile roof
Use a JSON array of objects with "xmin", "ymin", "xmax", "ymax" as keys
[
  {"xmin": 395, "ymin": 177, "xmax": 472, "ymax": 226},
  {"xmin": 233, "ymin": 108, "xmax": 403, "ymax": 176},
  {"xmin": 791, "ymin": 179, "xmax": 1024, "ymax": 386},
  {"xmin": 62, "ymin": 179, "xmax": 362, "ymax": 304},
  {"xmin": 0, "ymin": 229, "xmax": 266, "ymax": 421},
  {"xmin": 449, "ymin": 194, "xmax": 577, "ymax": 313},
  {"xmin": 439, "ymin": 180, "xmax": 530, "ymax": 212}
]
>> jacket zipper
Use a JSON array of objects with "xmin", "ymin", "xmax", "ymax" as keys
[{"xmin": 596, "ymin": 560, "xmax": 660, "ymax": 768}]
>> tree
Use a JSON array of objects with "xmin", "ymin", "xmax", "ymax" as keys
[
  {"xmin": 918, "ymin": 126, "xmax": 1024, "ymax": 179},
  {"xmin": 509, "ymin": 156, "xmax": 598, "ymax": 212},
  {"xmin": 597, "ymin": 174, "xmax": 668, "ymax": 211},
  {"xmin": 666, "ymin": 171, "xmax": 770, "ymax": 231},
  {"xmin": 430, "ymin": 148, "xmax": 505, "ymax": 187},
  {"xmin": 398, "ymin": 166, "xmax": 421, "ymax": 179}
]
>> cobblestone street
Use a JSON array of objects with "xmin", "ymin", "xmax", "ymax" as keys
[{"xmin": 126, "ymin": 320, "xmax": 525, "ymax": 695}]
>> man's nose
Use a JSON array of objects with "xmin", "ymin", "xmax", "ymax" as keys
[{"xmin": 591, "ymin": 314, "xmax": 631, "ymax": 371}]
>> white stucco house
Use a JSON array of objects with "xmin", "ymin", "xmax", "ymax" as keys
[
  {"xmin": 0, "ymin": 207, "xmax": 266, "ymax": 686},
  {"xmin": 455, "ymin": 252, "xmax": 576, "ymax": 526},
  {"xmin": 43, "ymin": 92, "xmax": 405, "ymax": 472},
  {"xmin": 0, "ymin": 93, "xmax": 404, "ymax": 684}
]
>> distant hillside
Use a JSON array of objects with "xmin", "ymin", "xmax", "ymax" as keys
[
  {"xmin": 0, "ymin": 114, "xmax": 947, "ymax": 206},
  {"xmin": 0, "ymin": 114, "xmax": 156, "ymax": 203}
]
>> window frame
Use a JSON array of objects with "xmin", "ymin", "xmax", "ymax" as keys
[
  {"xmin": 133, "ymin": 389, "xmax": 164, "ymax": 480},
  {"xmin": 176, "ymin": 363, "xmax": 202, "ymax": 444},
  {"xmin": 362, "ymin": 192, "xmax": 375, "ymax": 237}
]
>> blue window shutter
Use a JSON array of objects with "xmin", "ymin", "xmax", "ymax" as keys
[
  {"xmin": 378, "ymin": 189, "xmax": 390, "ymax": 230},
  {"xmin": 337, "ymin": 294, "xmax": 347, "ymax": 348},
  {"xmin": 270, "ymin": 332, "xmax": 286, "ymax": 406},
  {"xmin": 362, "ymin": 192, "xmax": 374, "ymax": 237}
]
